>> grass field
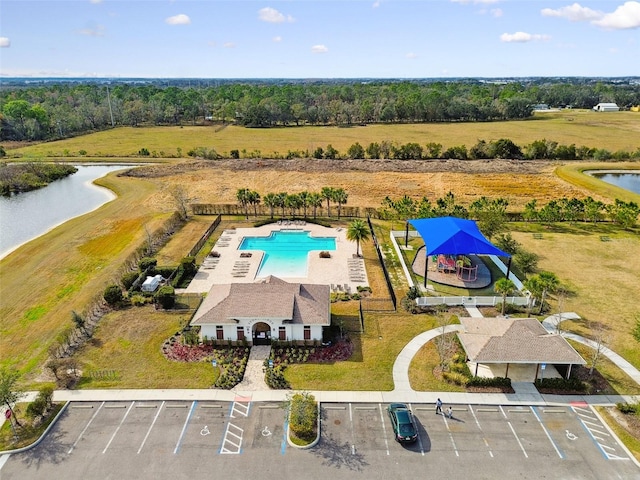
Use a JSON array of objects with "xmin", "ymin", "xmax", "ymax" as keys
[
  {"xmin": 8, "ymin": 110, "xmax": 640, "ymax": 159},
  {"xmin": 1, "ymin": 116, "xmax": 639, "ymax": 390}
]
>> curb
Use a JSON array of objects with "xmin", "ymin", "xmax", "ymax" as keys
[
  {"xmin": 0, "ymin": 401, "xmax": 69, "ymax": 455},
  {"xmin": 286, "ymin": 402, "xmax": 321, "ymax": 450}
]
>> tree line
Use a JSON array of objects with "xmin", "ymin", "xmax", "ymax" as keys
[{"xmin": 1, "ymin": 79, "xmax": 639, "ymax": 141}]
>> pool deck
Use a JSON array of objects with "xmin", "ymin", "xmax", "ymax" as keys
[{"xmin": 184, "ymin": 223, "xmax": 369, "ymax": 294}]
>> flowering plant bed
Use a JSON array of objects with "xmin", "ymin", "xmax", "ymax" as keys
[
  {"xmin": 162, "ymin": 336, "xmax": 250, "ymax": 389},
  {"xmin": 271, "ymin": 340, "xmax": 353, "ymax": 365}
]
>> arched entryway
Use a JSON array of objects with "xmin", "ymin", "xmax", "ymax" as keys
[{"xmin": 253, "ymin": 322, "xmax": 271, "ymax": 345}]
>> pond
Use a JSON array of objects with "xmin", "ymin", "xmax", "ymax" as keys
[
  {"xmin": 0, "ymin": 164, "xmax": 134, "ymax": 259},
  {"xmin": 589, "ymin": 171, "xmax": 640, "ymax": 195}
]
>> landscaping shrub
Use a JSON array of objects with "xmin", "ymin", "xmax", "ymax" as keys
[
  {"xmin": 443, "ymin": 371, "xmax": 469, "ymax": 386},
  {"xmin": 535, "ymin": 377, "xmax": 587, "ymax": 392},
  {"xmin": 155, "ymin": 285, "xmax": 175, "ymax": 309},
  {"xmin": 138, "ymin": 257, "xmax": 157, "ymax": 273},
  {"xmin": 103, "ymin": 284, "xmax": 124, "ymax": 306},
  {"xmin": 467, "ymin": 376, "xmax": 511, "ymax": 388},
  {"xmin": 319, "ymin": 251, "xmax": 331, "ymax": 258},
  {"xmin": 129, "ymin": 294, "xmax": 148, "ymax": 307},
  {"xmin": 289, "ymin": 392, "xmax": 318, "ymax": 440},
  {"xmin": 121, "ymin": 271, "xmax": 140, "ymax": 290},
  {"xmin": 616, "ymin": 402, "xmax": 640, "ymax": 415}
]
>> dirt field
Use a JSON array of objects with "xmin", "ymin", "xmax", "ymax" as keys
[{"xmin": 121, "ymin": 158, "xmax": 612, "ymax": 211}]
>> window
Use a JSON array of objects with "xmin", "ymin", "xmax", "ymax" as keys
[
  {"xmin": 279, "ymin": 326, "xmax": 286, "ymax": 341},
  {"xmin": 237, "ymin": 327, "xmax": 245, "ymax": 341},
  {"xmin": 304, "ymin": 326, "xmax": 311, "ymax": 340},
  {"xmin": 216, "ymin": 326, "xmax": 224, "ymax": 340}
]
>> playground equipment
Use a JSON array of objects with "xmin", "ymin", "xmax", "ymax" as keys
[{"xmin": 437, "ymin": 254, "xmax": 478, "ymax": 281}]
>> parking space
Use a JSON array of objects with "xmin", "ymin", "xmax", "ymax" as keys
[{"xmin": 1, "ymin": 401, "xmax": 639, "ymax": 480}]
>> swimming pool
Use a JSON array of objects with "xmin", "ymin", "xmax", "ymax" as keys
[{"xmin": 239, "ymin": 230, "xmax": 336, "ymax": 278}]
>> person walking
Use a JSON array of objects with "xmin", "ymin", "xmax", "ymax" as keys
[
  {"xmin": 435, "ymin": 398, "xmax": 443, "ymax": 414},
  {"xmin": 447, "ymin": 406, "xmax": 453, "ymax": 419}
]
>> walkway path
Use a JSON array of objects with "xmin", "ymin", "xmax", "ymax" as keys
[
  {"xmin": 235, "ymin": 345, "xmax": 270, "ymax": 391},
  {"xmin": 542, "ymin": 313, "xmax": 640, "ymax": 386}
]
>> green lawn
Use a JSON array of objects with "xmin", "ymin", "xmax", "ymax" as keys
[{"xmin": 7, "ymin": 110, "xmax": 640, "ymax": 159}]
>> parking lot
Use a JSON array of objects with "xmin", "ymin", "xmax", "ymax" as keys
[{"xmin": 1, "ymin": 400, "xmax": 638, "ymax": 479}]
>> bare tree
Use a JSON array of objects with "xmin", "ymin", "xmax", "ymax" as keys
[
  {"xmin": 170, "ymin": 185, "xmax": 192, "ymax": 221},
  {"xmin": 434, "ymin": 306, "xmax": 456, "ymax": 370},
  {"xmin": 589, "ymin": 321, "xmax": 609, "ymax": 376}
]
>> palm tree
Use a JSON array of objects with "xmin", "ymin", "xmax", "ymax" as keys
[
  {"xmin": 333, "ymin": 188, "xmax": 348, "ymax": 219},
  {"xmin": 537, "ymin": 271, "xmax": 560, "ymax": 314},
  {"xmin": 494, "ymin": 277, "xmax": 516, "ymax": 316},
  {"xmin": 523, "ymin": 276, "xmax": 543, "ymax": 317},
  {"xmin": 346, "ymin": 219, "xmax": 370, "ymax": 257},
  {"xmin": 236, "ymin": 188, "xmax": 250, "ymax": 219},
  {"xmin": 247, "ymin": 190, "xmax": 261, "ymax": 217},
  {"xmin": 308, "ymin": 192, "xmax": 323, "ymax": 219},
  {"xmin": 263, "ymin": 193, "xmax": 278, "ymax": 219},
  {"xmin": 298, "ymin": 191, "xmax": 311, "ymax": 218},
  {"xmin": 321, "ymin": 187, "xmax": 334, "ymax": 217},
  {"xmin": 285, "ymin": 193, "xmax": 302, "ymax": 217},
  {"xmin": 275, "ymin": 192, "xmax": 287, "ymax": 218}
]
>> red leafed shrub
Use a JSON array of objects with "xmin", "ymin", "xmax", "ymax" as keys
[
  {"xmin": 308, "ymin": 341, "xmax": 353, "ymax": 362},
  {"xmin": 163, "ymin": 342, "xmax": 214, "ymax": 362}
]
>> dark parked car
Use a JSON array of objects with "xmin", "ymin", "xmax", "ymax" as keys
[{"xmin": 387, "ymin": 403, "xmax": 418, "ymax": 443}]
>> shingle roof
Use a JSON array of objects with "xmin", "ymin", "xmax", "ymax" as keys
[
  {"xmin": 191, "ymin": 276, "xmax": 330, "ymax": 326},
  {"xmin": 458, "ymin": 317, "xmax": 586, "ymax": 364}
]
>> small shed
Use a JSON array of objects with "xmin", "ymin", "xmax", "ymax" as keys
[
  {"xmin": 141, "ymin": 274, "xmax": 164, "ymax": 293},
  {"xmin": 593, "ymin": 103, "xmax": 620, "ymax": 112}
]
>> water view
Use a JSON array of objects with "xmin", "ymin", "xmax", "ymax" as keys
[
  {"xmin": 0, "ymin": 164, "xmax": 133, "ymax": 259},
  {"xmin": 591, "ymin": 172, "xmax": 640, "ymax": 195}
]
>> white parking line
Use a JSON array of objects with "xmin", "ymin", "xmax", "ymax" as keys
[
  {"xmin": 348, "ymin": 403, "xmax": 356, "ymax": 455},
  {"xmin": 530, "ymin": 407, "xmax": 563, "ymax": 459},
  {"xmin": 68, "ymin": 401, "xmax": 104, "ymax": 454},
  {"xmin": 441, "ymin": 412, "xmax": 459, "ymax": 457},
  {"xmin": 137, "ymin": 401, "xmax": 164, "ymax": 454},
  {"xmin": 173, "ymin": 401, "xmax": 197, "ymax": 454},
  {"xmin": 500, "ymin": 406, "xmax": 528, "ymax": 458},
  {"xmin": 103, "ymin": 401, "xmax": 135, "ymax": 454},
  {"xmin": 220, "ymin": 423, "xmax": 244, "ymax": 454},
  {"xmin": 0, "ymin": 454, "xmax": 11, "ymax": 471},
  {"xmin": 469, "ymin": 405, "xmax": 494, "ymax": 458},
  {"xmin": 408, "ymin": 403, "xmax": 424, "ymax": 456},
  {"xmin": 378, "ymin": 404, "xmax": 390, "ymax": 456}
]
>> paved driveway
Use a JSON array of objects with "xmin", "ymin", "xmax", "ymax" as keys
[{"xmin": 1, "ymin": 400, "xmax": 638, "ymax": 480}]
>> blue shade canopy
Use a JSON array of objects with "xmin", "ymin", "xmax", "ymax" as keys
[{"xmin": 408, "ymin": 216, "xmax": 511, "ymax": 257}]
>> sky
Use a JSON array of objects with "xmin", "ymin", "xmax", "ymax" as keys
[{"xmin": 0, "ymin": 0, "xmax": 638, "ymax": 78}]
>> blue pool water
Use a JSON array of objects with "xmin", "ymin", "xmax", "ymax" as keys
[{"xmin": 239, "ymin": 230, "xmax": 336, "ymax": 278}]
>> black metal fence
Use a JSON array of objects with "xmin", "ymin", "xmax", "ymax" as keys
[
  {"xmin": 366, "ymin": 216, "xmax": 397, "ymax": 310},
  {"xmin": 188, "ymin": 214, "xmax": 222, "ymax": 258}
]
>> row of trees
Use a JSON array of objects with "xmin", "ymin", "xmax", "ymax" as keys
[
  {"xmin": 301, "ymin": 138, "xmax": 639, "ymax": 161},
  {"xmin": 2, "ymin": 79, "xmax": 639, "ymax": 140},
  {"xmin": 236, "ymin": 186, "xmax": 349, "ymax": 220},
  {"xmin": 382, "ymin": 192, "xmax": 639, "ymax": 234}
]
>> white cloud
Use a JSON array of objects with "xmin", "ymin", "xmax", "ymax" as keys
[
  {"xmin": 451, "ymin": 0, "xmax": 500, "ymax": 4},
  {"xmin": 372, "ymin": 1, "xmax": 381, "ymax": 8},
  {"xmin": 223, "ymin": 42, "xmax": 236, "ymax": 48},
  {"xmin": 541, "ymin": 3, "xmax": 603, "ymax": 21},
  {"xmin": 592, "ymin": 1, "xmax": 640, "ymax": 29},
  {"xmin": 491, "ymin": 8, "xmax": 503, "ymax": 18},
  {"xmin": 273, "ymin": 36, "xmax": 282, "ymax": 42},
  {"xmin": 90, "ymin": 0, "xmax": 103, "ymax": 4},
  {"xmin": 406, "ymin": 52, "xmax": 418, "ymax": 59},
  {"xmin": 165, "ymin": 14, "xmax": 191, "ymax": 25},
  {"xmin": 500, "ymin": 32, "xmax": 551, "ymax": 42},
  {"xmin": 0, "ymin": 37, "xmax": 10, "ymax": 48},
  {"xmin": 258, "ymin": 7, "xmax": 294, "ymax": 23},
  {"xmin": 78, "ymin": 25, "xmax": 105, "ymax": 37},
  {"xmin": 311, "ymin": 44, "xmax": 328, "ymax": 54}
]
